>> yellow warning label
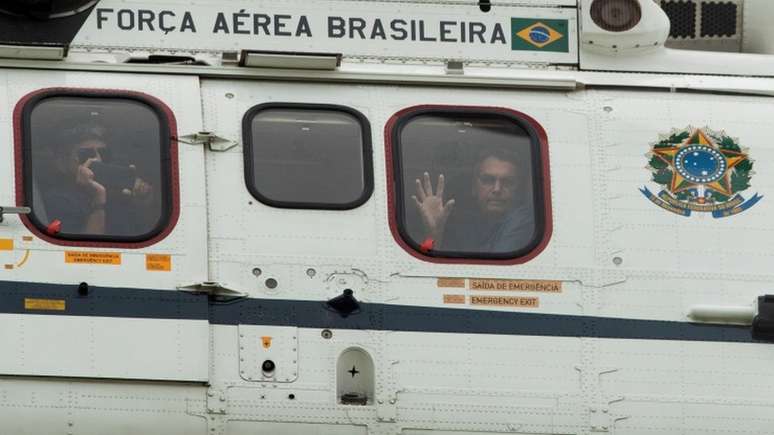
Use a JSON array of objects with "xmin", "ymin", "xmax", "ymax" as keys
[
  {"xmin": 443, "ymin": 294, "xmax": 466, "ymax": 304},
  {"xmin": 25, "ymin": 298, "xmax": 66, "ymax": 311},
  {"xmin": 0, "ymin": 239, "xmax": 13, "ymax": 251},
  {"xmin": 470, "ymin": 295, "xmax": 539, "ymax": 308},
  {"xmin": 469, "ymin": 279, "xmax": 561, "ymax": 293},
  {"xmin": 437, "ymin": 277, "xmax": 466, "ymax": 288},
  {"xmin": 261, "ymin": 336, "xmax": 272, "ymax": 349},
  {"xmin": 65, "ymin": 251, "xmax": 121, "ymax": 265},
  {"xmin": 146, "ymin": 254, "xmax": 172, "ymax": 272},
  {"xmin": 4, "ymin": 264, "xmax": 13, "ymax": 270}
]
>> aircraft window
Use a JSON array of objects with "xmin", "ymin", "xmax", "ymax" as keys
[
  {"xmin": 243, "ymin": 104, "xmax": 373, "ymax": 209},
  {"xmin": 21, "ymin": 92, "xmax": 174, "ymax": 244},
  {"xmin": 390, "ymin": 107, "xmax": 548, "ymax": 261}
]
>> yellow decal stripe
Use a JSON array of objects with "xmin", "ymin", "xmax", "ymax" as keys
[
  {"xmin": 15, "ymin": 250, "xmax": 30, "ymax": 268},
  {"xmin": 25, "ymin": 298, "xmax": 66, "ymax": 311}
]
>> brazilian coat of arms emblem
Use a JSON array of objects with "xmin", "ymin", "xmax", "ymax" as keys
[{"xmin": 640, "ymin": 127, "xmax": 762, "ymax": 218}]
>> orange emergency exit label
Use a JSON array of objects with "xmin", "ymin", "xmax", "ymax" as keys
[
  {"xmin": 469, "ymin": 279, "xmax": 562, "ymax": 293},
  {"xmin": 146, "ymin": 254, "xmax": 172, "ymax": 272},
  {"xmin": 470, "ymin": 295, "xmax": 539, "ymax": 308},
  {"xmin": 24, "ymin": 298, "xmax": 66, "ymax": 311},
  {"xmin": 443, "ymin": 294, "xmax": 466, "ymax": 304},
  {"xmin": 0, "ymin": 239, "xmax": 13, "ymax": 251},
  {"xmin": 437, "ymin": 277, "xmax": 466, "ymax": 288},
  {"xmin": 65, "ymin": 251, "xmax": 122, "ymax": 265}
]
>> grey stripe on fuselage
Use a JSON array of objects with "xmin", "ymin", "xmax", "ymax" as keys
[{"xmin": 0, "ymin": 280, "xmax": 755, "ymax": 343}]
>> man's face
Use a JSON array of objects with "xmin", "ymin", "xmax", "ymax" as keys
[
  {"xmin": 60, "ymin": 139, "xmax": 108, "ymax": 175},
  {"xmin": 76, "ymin": 139, "xmax": 108, "ymax": 163},
  {"xmin": 473, "ymin": 156, "xmax": 518, "ymax": 217}
]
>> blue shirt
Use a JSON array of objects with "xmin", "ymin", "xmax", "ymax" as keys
[{"xmin": 443, "ymin": 203, "xmax": 536, "ymax": 255}]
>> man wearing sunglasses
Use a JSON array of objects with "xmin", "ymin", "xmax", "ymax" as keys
[{"xmin": 412, "ymin": 148, "xmax": 535, "ymax": 254}]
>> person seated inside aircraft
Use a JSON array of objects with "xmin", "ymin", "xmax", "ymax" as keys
[
  {"xmin": 411, "ymin": 147, "xmax": 535, "ymax": 254},
  {"xmin": 36, "ymin": 125, "xmax": 156, "ymax": 236}
]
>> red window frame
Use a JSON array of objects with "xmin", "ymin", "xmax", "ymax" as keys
[
  {"xmin": 13, "ymin": 87, "xmax": 180, "ymax": 249},
  {"xmin": 385, "ymin": 104, "xmax": 553, "ymax": 265}
]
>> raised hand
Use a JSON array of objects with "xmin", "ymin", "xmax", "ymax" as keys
[
  {"xmin": 412, "ymin": 172, "xmax": 455, "ymax": 241},
  {"xmin": 75, "ymin": 157, "xmax": 106, "ymax": 207},
  {"xmin": 133, "ymin": 178, "xmax": 152, "ymax": 197}
]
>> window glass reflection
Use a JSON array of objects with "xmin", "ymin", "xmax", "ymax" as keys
[
  {"xmin": 396, "ymin": 112, "xmax": 541, "ymax": 258},
  {"xmin": 27, "ymin": 96, "xmax": 168, "ymax": 240},
  {"xmin": 246, "ymin": 106, "xmax": 371, "ymax": 208}
]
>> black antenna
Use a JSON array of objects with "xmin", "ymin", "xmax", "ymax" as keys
[{"xmin": 479, "ymin": 0, "xmax": 492, "ymax": 13}]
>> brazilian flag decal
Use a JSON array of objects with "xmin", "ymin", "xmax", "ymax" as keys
[{"xmin": 511, "ymin": 18, "xmax": 569, "ymax": 52}]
